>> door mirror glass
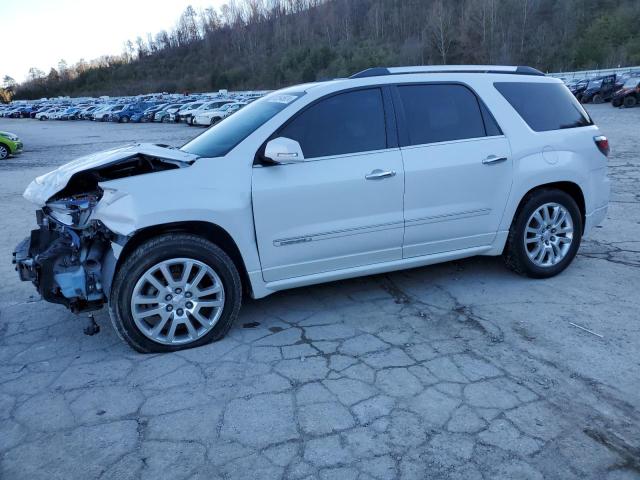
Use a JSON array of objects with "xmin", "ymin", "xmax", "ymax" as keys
[{"xmin": 264, "ymin": 137, "xmax": 305, "ymax": 163}]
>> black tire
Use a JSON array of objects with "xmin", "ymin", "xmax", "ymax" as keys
[
  {"xmin": 120, "ymin": 116, "xmax": 130, "ymax": 123},
  {"xmin": 109, "ymin": 233, "xmax": 242, "ymax": 353},
  {"xmin": 593, "ymin": 94, "xmax": 604, "ymax": 104},
  {"xmin": 210, "ymin": 117, "xmax": 221, "ymax": 126},
  {"xmin": 623, "ymin": 96, "xmax": 637, "ymax": 108},
  {"xmin": 612, "ymin": 98, "xmax": 622, "ymax": 107},
  {"xmin": 503, "ymin": 189, "xmax": 582, "ymax": 279}
]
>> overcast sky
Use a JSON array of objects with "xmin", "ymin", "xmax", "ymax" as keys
[{"xmin": 3, "ymin": 0, "xmax": 225, "ymax": 83}]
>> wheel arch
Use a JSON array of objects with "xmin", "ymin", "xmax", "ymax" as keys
[
  {"xmin": 510, "ymin": 181, "xmax": 586, "ymax": 234},
  {"xmin": 114, "ymin": 221, "xmax": 252, "ymax": 296}
]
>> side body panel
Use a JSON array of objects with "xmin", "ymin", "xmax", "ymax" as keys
[
  {"xmin": 252, "ymin": 150, "xmax": 405, "ymax": 281},
  {"xmin": 401, "ymin": 136, "xmax": 512, "ymax": 257}
]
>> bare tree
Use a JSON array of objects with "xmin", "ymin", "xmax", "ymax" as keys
[{"xmin": 428, "ymin": 0, "xmax": 454, "ymax": 64}]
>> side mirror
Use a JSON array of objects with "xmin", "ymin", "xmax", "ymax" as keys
[{"xmin": 264, "ymin": 137, "xmax": 305, "ymax": 164}]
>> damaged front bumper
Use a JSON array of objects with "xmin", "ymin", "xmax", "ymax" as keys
[
  {"xmin": 13, "ymin": 143, "xmax": 198, "ymax": 314},
  {"xmin": 12, "ymin": 210, "xmax": 114, "ymax": 313}
]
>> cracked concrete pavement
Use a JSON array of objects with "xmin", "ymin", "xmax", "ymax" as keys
[{"xmin": 0, "ymin": 106, "xmax": 639, "ymax": 479}]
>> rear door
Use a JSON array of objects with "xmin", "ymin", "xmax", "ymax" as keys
[
  {"xmin": 395, "ymin": 83, "xmax": 512, "ymax": 257},
  {"xmin": 252, "ymin": 87, "xmax": 405, "ymax": 282}
]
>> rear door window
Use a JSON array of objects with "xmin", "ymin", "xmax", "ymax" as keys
[
  {"xmin": 494, "ymin": 82, "xmax": 592, "ymax": 131},
  {"xmin": 278, "ymin": 88, "xmax": 387, "ymax": 159},
  {"xmin": 397, "ymin": 84, "xmax": 488, "ymax": 146}
]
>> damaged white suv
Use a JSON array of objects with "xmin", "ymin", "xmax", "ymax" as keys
[{"xmin": 13, "ymin": 66, "xmax": 610, "ymax": 353}]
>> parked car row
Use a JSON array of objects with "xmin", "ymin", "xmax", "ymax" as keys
[
  {"xmin": 0, "ymin": 90, "xmax": 265, "ymax": 126},
  {"xmin": 564, "ymin": 72, "xmax": 640, "ymax": 108}
]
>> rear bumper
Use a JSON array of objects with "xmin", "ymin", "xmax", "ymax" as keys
[
  {"xmin": 584, "ymin": 205, "xmax": 608, "ymax": 236},
  {"xmin": 584, "ymin": 166, "xmax": 610, "ymax": 237}
]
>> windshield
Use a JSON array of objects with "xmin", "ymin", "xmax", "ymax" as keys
[
  {"xmin": 181, "ymin": 91, "xmax": 305, "ymax": 158},
  {"xmin": 588, "ymin": 79, "xmax": 602, "ymax": 89},
  {"xmin": 623, "ymin": 78, "xmax": 640, "ymax": 88}
]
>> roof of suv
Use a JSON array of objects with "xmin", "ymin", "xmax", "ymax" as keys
[
  {"xmin": 350, "ymin": 65, "xmax": 545, "ymax": 78},
  {"xmin": 278, "ymin": 65, "xmax": 554, "ymax": 96}
]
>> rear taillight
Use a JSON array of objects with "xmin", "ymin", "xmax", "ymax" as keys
[{"xmin": 594, "ymin": 135, "xmax": 610, "ymax": 157}]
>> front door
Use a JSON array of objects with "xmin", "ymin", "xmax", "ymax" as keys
[{"xmin": 252, "ymin": 88, "xmax": 405, "ymax": 282}]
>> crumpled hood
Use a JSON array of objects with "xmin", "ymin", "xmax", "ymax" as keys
[{"xmin": 23, "ymin": 143, "xmax": 199, "ymax": 206}]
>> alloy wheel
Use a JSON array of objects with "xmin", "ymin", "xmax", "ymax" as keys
[
  {"xmin": 130, "ymin": 258, "xmax": 225, "ymax": 345},
  {"xmin": 524, "ymin": 202, "xmax": 574, "ymax": 267}
]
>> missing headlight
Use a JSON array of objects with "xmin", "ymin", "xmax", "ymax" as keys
[{"xmin": 45, "ymin": 192, "xmax": 101, "ymax": 228}]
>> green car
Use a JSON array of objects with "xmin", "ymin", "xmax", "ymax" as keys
[{"xmin": 0, "ymin": 131, "xmax": 22, "ymax": 159}]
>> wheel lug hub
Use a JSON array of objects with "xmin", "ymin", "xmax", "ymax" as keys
[
  {"xmin": 185, "ymin": 292, "xmax": 192, "ymax": 298},
  {"xmin": 177, "ymin": 308, "xmax": 184, "ymax": 316},
  {"xmin": 166, "ymin": 305, "xmax": 173, "ymax": 312},
  {"xmin": 175, "ymin": 288, "xmax": 182, "ymax": 294},
  {"xmin": 186, "ymin": 301, "xmax": 193, "ymax": 309},
  {"xmin": 165, "ymin": 294, "xmax": 172, "ymax": 301}
]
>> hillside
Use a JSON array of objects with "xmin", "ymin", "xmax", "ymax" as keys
[{"xmin": 11, "ymin": 0, "xmax": 640, "ymax": 99}]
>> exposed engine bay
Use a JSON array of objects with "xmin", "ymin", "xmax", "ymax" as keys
[{"xmin": 13, "ymin": 144, "xmax": 196, "ymax": 313}]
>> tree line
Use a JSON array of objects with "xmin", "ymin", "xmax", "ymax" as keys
[{"xmin": 7, "ymin": 0, "xmax": 640, "ymax": 100}]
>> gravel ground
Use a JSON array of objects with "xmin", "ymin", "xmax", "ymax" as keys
[{"xmin": 0, "ymin": 107, "xmax": 639, "ymax": 480}]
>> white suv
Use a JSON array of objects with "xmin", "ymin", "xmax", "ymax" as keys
[{"xmin": 14, "ymin": 65, "xmax": 610, "ymax": 352}]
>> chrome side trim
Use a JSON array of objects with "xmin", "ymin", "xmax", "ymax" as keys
[
  {"xmin": 406, "ymin": 208, "xmax": 491, "ymax": 227},
  {"xmin": 273, "ymin": 220, "xmax": 403, "ymax": 247},
  {"xmin": 274, "ymin": 208, "xmax": 491, "ymax": 247}
]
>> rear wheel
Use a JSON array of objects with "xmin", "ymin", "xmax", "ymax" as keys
[
  {"xmin": 0, "ymin": 144, "xmax": 9, "ymax": 160},
  {"xmin": 623, "ymin": 96, "xmax": 637, "ymax": 108},
  {"xmin": 592, "ymin": 94, "xmax": 604, "ymax": 104},
  {"xmin": 120, "ymin": 116, "xmax": 130, "ymax": 123},
  {"xmin": 109, "ymin": 234, "xmax": 242, "ymax": 353},
  {"xmin": 504, "ymin": 189, "xmax": 582, "ymax": 278},
  {"xmin": 612, "ymin": 98, "xmax": 622, "ymax": 107}
]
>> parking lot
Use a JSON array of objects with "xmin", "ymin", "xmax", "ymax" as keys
[{"xmin": 0, "ymin": 107, "xmax": 639, "ymax": 479}]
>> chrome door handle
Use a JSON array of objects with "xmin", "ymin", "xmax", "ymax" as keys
[
  {"xmin": 365, "ymin": 169, "xmax": 396, "ymax": 180},
  {"xmin": 482, "ymin": 155, "xmax": 508, "ymax": 165}
]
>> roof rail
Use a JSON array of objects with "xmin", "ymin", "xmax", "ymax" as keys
[{"xmin": 350, "ymin": 65, "xmax": 545, "ymax": 79}]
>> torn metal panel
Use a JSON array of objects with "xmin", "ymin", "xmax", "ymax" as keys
[{"xmin": 23, "ymin": 143, "xmax": 198, "ymax": 206}]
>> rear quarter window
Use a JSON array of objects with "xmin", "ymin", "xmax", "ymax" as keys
[{"xmin": 494, "ymin": 82, "xmax": 593, "ymax": 132}]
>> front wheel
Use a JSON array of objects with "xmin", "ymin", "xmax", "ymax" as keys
[
  {"xmin": 504, "ymin": 190, "xmax": 582, "ymax": 278},
  {"xmin": 592, "ymin": 94, "xmax": 604, "ymax": 104},
  {"xmin": 623, "ymin": 96, "xmax": 637, "ymax": 108},
  {"xmin": 109, "ymin": 234, "xmax": 242, "ymax": 353}
]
